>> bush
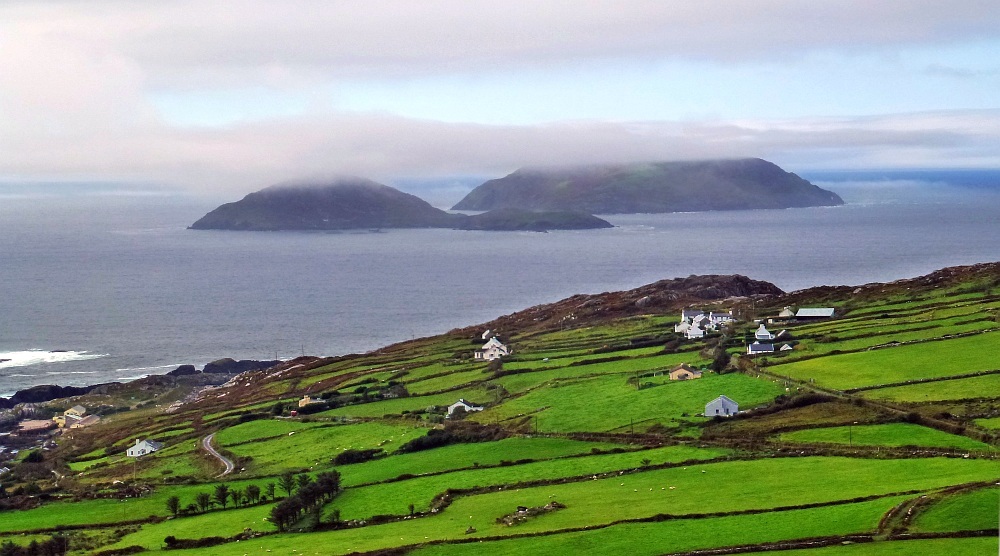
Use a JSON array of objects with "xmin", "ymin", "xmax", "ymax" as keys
[
  {"xmin": 396, "ymin": 421, "xmax": 508, "ymax": 453},
  {"xmin": 332, "ymin": 448, "xmax": 384, "ymax": 466}
]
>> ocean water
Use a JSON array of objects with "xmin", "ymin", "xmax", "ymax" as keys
[{"xmin": 1, "ymin": 177, "xmax": 999, "ymax": 396}]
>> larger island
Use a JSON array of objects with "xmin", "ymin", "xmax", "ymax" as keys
[{"xmin": 452, "ymin": 158, "xmax": 844, "ymax": 213}]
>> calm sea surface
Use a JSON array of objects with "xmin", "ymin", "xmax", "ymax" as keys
[{"xmin": 1, "ymin": 178, "xmax": 999, "ymax": 396}]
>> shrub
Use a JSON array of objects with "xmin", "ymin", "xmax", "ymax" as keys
[{"xmin": 332, "ymin": 448, "xmax": 384, "ymax": 466}]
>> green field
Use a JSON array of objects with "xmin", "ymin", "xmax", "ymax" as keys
[
  {"xmin": 770, "ymin": 331, "xmax": 1000, "ymax": 389},
  {"xmin": 9, "ymin": 267, "xmax": 1000, "ymax": 555},
  {"xmin": 910, "ymin": 486, "xmax": 1000, "ymax": 533},
  {"xmin": 480, "ymin": 372, "xmax": 784, "ymax": 432},
  {"xmin": 861, "ymin": 373, "xmax": 1000, "ymax": 402},
  {"xmin": 778, "ymin": 423, "xmax": 992, "ymax": 450},
  {"xmin": 745, "ymin": 537, "xmax": 997, "ymax": 555}
]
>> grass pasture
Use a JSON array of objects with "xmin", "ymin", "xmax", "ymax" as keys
[
  {"xmin": 480, "ymin": 372, "xmax": 784, "ymax": 432},
  {"xmin": 861, "ymin": 373, "xmax": 1000, "ymax": 402},
  {"xmin": 777, "ymin": 423, "xmax": 992, "ymax": 450},
  {"xmin": 770, "ymin": 331, "xmax": 1000, "ymax": 389},
  {"xmin": 329, "ymin": 444, "xmax": 728, "ymax": 520},
  {"xmin": 408, "ymin": 496, "xmax": 908, "ymax": 556},
  {"xmin": 748, "ymin": 537, "xmax": 998, "ymax": 555},
  {"xmin": 222, "ymin": 421, "xmax": 427, "ymax": 475},
  {"xmin": 910, "ymin": 485, "xmax": 1000, "ymax": 533}
]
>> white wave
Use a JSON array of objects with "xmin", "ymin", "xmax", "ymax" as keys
[
  {"xmin": 0, "ymin": 349, "xmax": 108, "ymax": 369},
  {"xmin": 113, "ymin": 364, "xmax": 179, "ymax": 373},
  {"xmin": 117, "ymin": 374, "xmax": 150, "ymax": 382},
  {"xmin": 45, "ymin": 371, "xmax": 98, "ymax": 375}
]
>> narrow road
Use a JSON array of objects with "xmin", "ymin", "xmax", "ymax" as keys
[{"xmin": 202, "ymin": 433, "xmax": 235, "ymax": 477}]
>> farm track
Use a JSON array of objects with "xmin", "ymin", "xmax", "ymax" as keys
[{"xmin": 202, "ymin": 433, "xmax": 235, "ymax": 477}]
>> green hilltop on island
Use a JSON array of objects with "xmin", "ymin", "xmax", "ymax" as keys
[
  {"xmin": 188, "ymin": 177, "xmax": 612, "ymax": 232},
  {"xmin": 452, "ymin": 158, "xmax": 844, "ymax": 213},
  {"xmin": 1, "ymin": 263, "xmax": 999, "ymax": 555}
]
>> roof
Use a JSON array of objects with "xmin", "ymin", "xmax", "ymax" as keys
[
  {"xmin": 748, "ymin": 342, "xmax": 775, "ymax": 353},
  {"xmin": 671, "ymin": 363, "xmax": 697, "ymax": 372},
  {"xmin": 137, "ymin": 439, "xmax": 164, "ymax": 450},
  {"xmin": 68, "ymin": 405, "xmax": 86, "ymax": 414},
  {"xmin": 796, "ymin": 308, "xmax": 835, "ymax": 318},
  {"xmin": 708, "ymin": 395, "xmax": 738, "ymax": 406}
]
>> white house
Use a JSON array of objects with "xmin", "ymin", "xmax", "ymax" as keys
[
  {"xmin": 705, "ymin": 395, "xmax": 739, "ymax": 417},
  {"xmin": 447, "ymin": 399, "xmax": 484, "ymax": 417},
  {"xmin": 709, "ymin": 311, "xmax": 734, "ymax": 325},
  {"xmin": 747, "ymin": 341, "xmax": 775, "ymax": 355},
  {"xmin": 475, "ymin": 337, "xmax": 510, "ymax": 361},
  {"xmin": 755, "ymin": 324, "xmax": 775, "ymax": 341},
  {"xmin": 681, "ymin": 309, "xmax": 704, "ymax": 321},
  {"xmin": 126, "ymin": 439, "xmax": 163, "ymax": 458},
  {"xmin": 685, "ymin": 326, "xmax": 705, "ymax": 339},
  {"xmin": 777, "ymin": 306, "xmax": 796, "ymax": 318},
  {"xmin": 64, "ymin": 405, "xmax": 87, "ymax": 418},
  {"xmin": 780, "ymin": 343, "xmax": 794, "ymax": 352},
  {"xmin": 674, "ymin": 321, "xmax": 692, "ymax": 334}
]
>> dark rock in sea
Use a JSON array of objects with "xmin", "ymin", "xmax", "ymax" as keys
[
  {"xmin": 0, "ymin": 383, "xmax": 105, "ymax": 408},
  {"xmin": 202, "ymin": 358, "xmax": 281, "ymax": 374},
  {"xmin": 189, "ymin": 177, "xmax": 613, "ymax": 232},
  {"xmin": 452, "ymin": 158, "xmax": 844, "ymax": 213},
  {"xmin": 166, "ymin": 364, "xmax": 198, "ymax": 376}
]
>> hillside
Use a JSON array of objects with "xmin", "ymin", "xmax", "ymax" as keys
[
  {"xmin": 1, "ymin": 263, "xmax": 999, "ymax": 555},
  {"xmin": 189, "ymin": 178, "xmax": 612, "ymax": 232},
  {"xmin": 452, "ymin": 158, "xmax": 845, "ymax": 213}
]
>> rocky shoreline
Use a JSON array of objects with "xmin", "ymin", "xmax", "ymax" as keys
[{"xmin": 0, "ymin": 357, "xmax": 280, "ymax": 409}]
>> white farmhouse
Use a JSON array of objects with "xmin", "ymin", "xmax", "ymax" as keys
[
  {"xmin": 475, "ymin": 337, "xmax": 510, "ymax": 361},
  {"xmin": 447, "ymin": 399, "xmax": 484, "ymax": 417},
  {"xmin": 755, "ymin": 324, "xmax": 775, "ymax": 341},
  {"xmin": 685, "ymin": 326, "xmax": 705, "ymax": 339},
  {"xmin": 705, "ymin": 395, "xmax": 739, "ymax": 417},
  {"xmin": 126, "ymin": 439, "xmax": 163, "ymax": 458}
]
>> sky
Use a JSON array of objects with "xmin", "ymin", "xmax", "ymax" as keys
[{"xmin": 1, "ymin": 0, "xmax": 999, "ymax": 196}]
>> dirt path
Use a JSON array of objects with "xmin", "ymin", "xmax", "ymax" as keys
[{"xmin": 202, "ymin": 433, "xmax": 235, "ymax": 477}]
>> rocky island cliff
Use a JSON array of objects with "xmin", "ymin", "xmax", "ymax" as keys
[{"xmin": 452, "ymin": 158, "xmax": 844, "ymax": 213}]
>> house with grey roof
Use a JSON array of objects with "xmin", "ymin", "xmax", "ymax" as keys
[
  {"xmin": 747, "ymin": 341, "xmax": 775, "ymax": 355},
  {"xmin": 126, "ymin": 439, "xmax": 164, "ymax": 457}
]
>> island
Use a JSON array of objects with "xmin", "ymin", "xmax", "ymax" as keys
[
  {"xmin": 451, "ymin": 158, "xmax": 844, "ymax": 213},
  {"xmin": 189, "ymin": 177, "xmax": 612, "ymax": 232}
]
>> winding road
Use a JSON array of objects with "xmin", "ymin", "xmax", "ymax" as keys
[{"xmin": 202, "ymin": 433, "xmax": 235, "ymax": 477}]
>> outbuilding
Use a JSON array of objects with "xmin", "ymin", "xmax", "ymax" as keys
[{"xmin": 668, "ymin": 364, "xmax": 703, "ymax": 381}]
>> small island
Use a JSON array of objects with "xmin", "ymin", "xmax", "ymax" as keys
[
  {"xmin": 189, "ymin": 178, "xmax": 612, "ymax": 232},
  {"xmin": 452, "ymin": 158, "xmax": 844, "ymax": 213}
]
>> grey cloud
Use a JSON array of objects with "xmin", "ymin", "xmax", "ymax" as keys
[
  {"xmin": 4, "ymin": 1, "xmax": 1000, "ymax": 86},
  {"xmin": 1, "ymin": 109, "xmax": 996, "ymax": 194}
]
